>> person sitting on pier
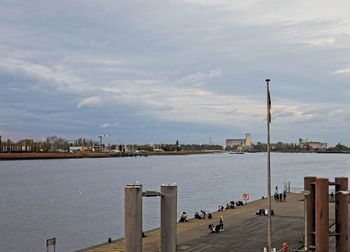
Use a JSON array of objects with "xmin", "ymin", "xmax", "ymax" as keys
[
  {"xmin": 225, "ymin": 203, "xmax": 230, "ymax": 210},
  {"xmin": 219, "ymin": 216, "xmax": 224, "ymax": 231},
  {"xmin": 208, "ymin": 223, "xmax": 222, "ymax": 233},
  {"xmin": 208, "ymin": 213, "xmax": 212, "ymax": 219},
  {"xmin": 236, "ymin": 201, "xmax": 243, "ymax": 206},
  {"xmin": 194, "ymin": 212, "xmax": 202, "ymax": 219},
  {"xmin": 256, "ymin": 208, "xmax": 267, "ymax": 216},
  {"xmin": 179, "ymin": 211, "xmax": 188, "ymax": 222},
  {"xmin": 271, "ymin": 209, "xmax": 275, "ymax": 215},
  {"xmin": 283, "ymin": 191, "xmax": 287, "ymax": 202},
  {"xmin": 274, "ymin": 192, "xmax": 279, "ymax": 201},
  {"xmin": 200, "ymin": 210, "xmax": 206, "ymax": 219},
  {"xmin": 230, "ymin": 201, "xmax": 235, "ymax": 208},
  {"xmin": 218, "ymin": 205, "xmax": 225, "ymax": 212}
]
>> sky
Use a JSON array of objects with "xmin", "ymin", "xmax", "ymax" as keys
[{"xmin": 0, "ymin": 0, "xmax": 350, "ymax": 146}]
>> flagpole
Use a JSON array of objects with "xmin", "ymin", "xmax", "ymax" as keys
[{"xmin": 266, "ymin": 79, "xmax": 272, "ymax": 251}]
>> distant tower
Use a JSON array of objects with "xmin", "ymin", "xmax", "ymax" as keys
[{"xmin": 245, "ymin": 133, "xmax": 251, "ymax": 146}]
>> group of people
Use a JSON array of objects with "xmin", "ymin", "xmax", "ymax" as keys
[
  {"xmin": 194, "ymin": 210, "xmax": 212, "ymax": 220},
  {"xmin": 255, "ymin": 208, "xmax": 274, "ymax": 216},
  {"xmin": 179, "ymin": 210, "xmax": 214, "ymax": 222},
  {"xmin": 218, "ymin": 200, "xmax": 244, "ymax": 212},
  {"xmin": 179, "ymin": 198, "xmax": 246, "ymax": 233},
  {"xmin": 179, "ymin": 211, "xmax": 224, "ymax": 234},
  {"xmin": 274, "ymin": 191, "xmax": 287, "ymax": 202}
]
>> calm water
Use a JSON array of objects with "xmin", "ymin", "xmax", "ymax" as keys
[{"xmin": 0, "ymin": 153, "xmax": 349, "ymax": 251}]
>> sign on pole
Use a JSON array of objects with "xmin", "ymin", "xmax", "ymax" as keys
[{"xmin": 242, "ymin": 193, "xmax": 250, "ymax": 204}]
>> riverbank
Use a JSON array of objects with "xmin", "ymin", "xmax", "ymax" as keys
[{"xmin": 0, "ymin": 150, "xmax": 223, "ymax": 160}]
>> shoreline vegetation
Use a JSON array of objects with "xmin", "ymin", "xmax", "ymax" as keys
[
  {"xmin": 1, "ymin": 136, "xmax": 350, "ymax": 160},
  {"xmin": 0, "ymin": 150, "xmax": 223, "ymax": 160},
  {"xmin": 1, "ymin": 149, "xmax": 350, "ymax": 161}
]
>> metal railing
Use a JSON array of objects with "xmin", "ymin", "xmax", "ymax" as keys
[{"xmin": 289, "ymin": 187, "xmax": 303, "ymax": 193}]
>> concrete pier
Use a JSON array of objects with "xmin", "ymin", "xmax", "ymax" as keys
[{"xmin": 78, "ymin": 193, "xmax": 350, "ymax": 252}]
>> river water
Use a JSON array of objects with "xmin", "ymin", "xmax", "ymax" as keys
[{"xmin": 0, "ymin": 153, "xmax": 349, "ymax": 251}]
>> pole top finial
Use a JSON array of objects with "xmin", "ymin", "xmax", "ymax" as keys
[{"xmin": 265, "ymin": 79, "xmax": 270, "ymax": 82}]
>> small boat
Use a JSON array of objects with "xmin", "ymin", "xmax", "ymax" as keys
[{"xmin": 229, "ymin": 150, "xmax": 244, "ymax": 154}]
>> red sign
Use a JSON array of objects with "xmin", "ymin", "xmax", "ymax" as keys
[{"xmin": 242, "ymin": 193, "xmax": 250, "ymax": 201}]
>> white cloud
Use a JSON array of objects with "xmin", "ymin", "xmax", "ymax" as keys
[
  {"xmin": 98, "ymin": 79, "xmax": 281, "ymax": 127},
  {"xmin": 100, "ymin": 123, "xmax": 109, "ymax": 128},
  {"xmin": 334, "ymin": 68, "xmax": 350, "ymax": 74},
  {"xmin": 76, "ymin": 96, "xmax": 103, "ymax": 109},
  {"xmin": 177, "ymin": 69, "xmax": 222, "ymax": 87},
  {"xmin": 0, "ymin": 57, "xmax": 83, "ymax": 90}
]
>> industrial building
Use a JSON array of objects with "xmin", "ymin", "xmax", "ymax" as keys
[
  {"xmin": 299, "ymin": 138, "xmax": 327, "ymax": 150},
  {"xmin": 226, "ymin": 133, "xmax": 252, "ymax": 150}
]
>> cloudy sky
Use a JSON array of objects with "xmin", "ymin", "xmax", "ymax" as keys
[{"xmin": 0, "ymin": 0, "xmax": 350, "ymax": 145}]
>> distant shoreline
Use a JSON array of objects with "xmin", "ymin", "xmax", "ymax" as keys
[
  {"xmin": 0, "ymin": 150, "xmax": 223, "ymax": 161},
  {"xmin": 1, "ymin": 150, "xmax": 349, "ymax": 161}
]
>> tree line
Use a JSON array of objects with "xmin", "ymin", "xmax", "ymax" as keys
[{"xmin": 0, "ymin": 136, "xmax": 223, "ymax": 153}]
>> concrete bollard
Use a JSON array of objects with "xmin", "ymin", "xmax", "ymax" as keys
[
  {"xmin": 335, "ymin": 177, "xmax": 348, "ymax": 252},
  {"xmin": 125, "ymin": 183, "xmax": 143, "ymax": 252},
  {"xmin": 315, "ymin": 178, "xmax": 329, "ymax": 252},
  {"xmin": 304, "ymin": 176, "xmax": 316, "ymax": 250},
  {"xmin": 160, "ymin": 184, "xmax": 177, "ymax": 252}
]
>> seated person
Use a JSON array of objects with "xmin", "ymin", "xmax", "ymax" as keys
[
  {"xmin": 209, "ymin": 224, "xmax": 221, "ymax": 233},
  {"xmin": 179, "ymin": 211, "xmax": 188, "ymax": 222},
  {"xmin": 256, "ymin": 209, "xmax": 262, "ymax": 215},
  {"xmin": 208, "ymin": 224, "xmax": 215, "ymax": 233},
  {"xmin": 194, "ymin": 212, "xmax": 202, "ymax": 219},
  {"xmin": 200, "ymin": 210, "xmax": 206, "ymax": 219}
]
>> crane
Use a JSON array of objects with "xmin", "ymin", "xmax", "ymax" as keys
[
  {"xmin": 98, "ymin": 134, "xmax": 109, "ymax": 145},
  {"xmin": 209, "ymin": 137, "xmax": 213, "ymax": 145}
]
